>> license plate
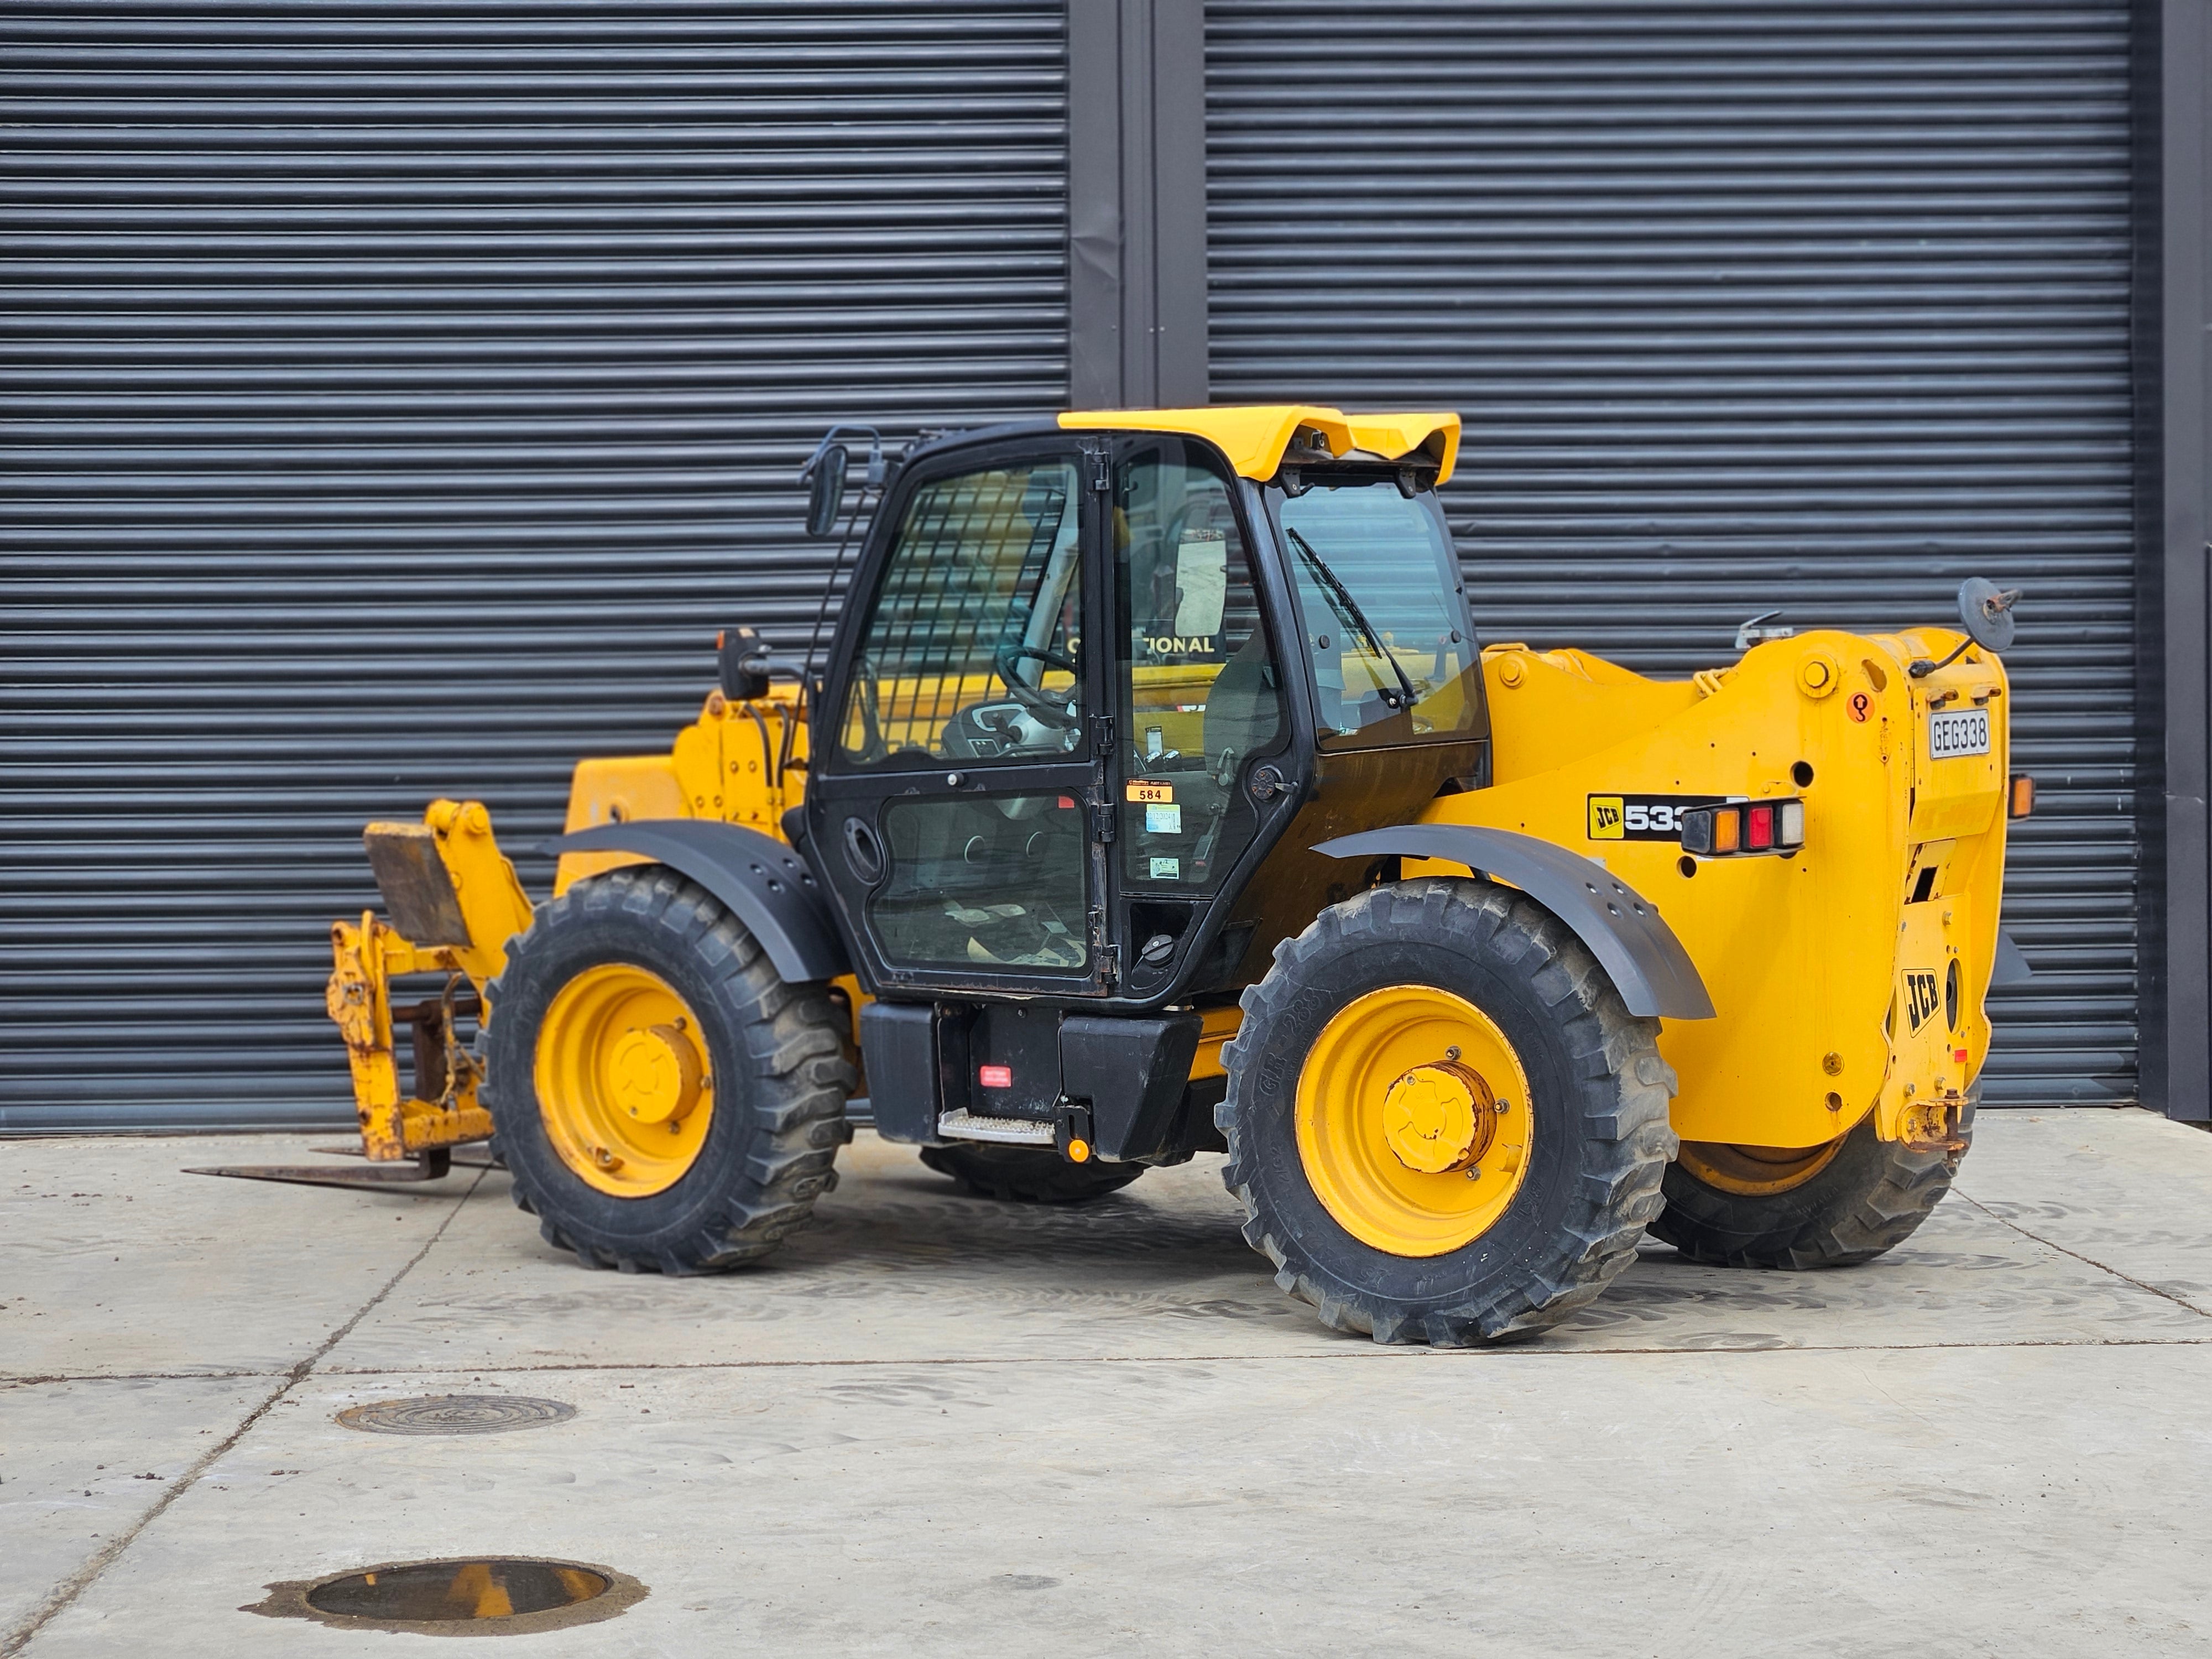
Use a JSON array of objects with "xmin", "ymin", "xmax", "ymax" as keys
[{"xmin": 1928, "ymin": 708, "xmax": 1990, "ymax": 759}]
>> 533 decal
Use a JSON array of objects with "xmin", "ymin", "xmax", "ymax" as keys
[{"xmin": 1587, "ymin": 794, "xmax": 1726, "ymax": 842}]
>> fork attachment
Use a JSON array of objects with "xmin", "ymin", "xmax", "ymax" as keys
[{"xmin": 324, "ymin": 800, "xmax": 535, "ymax": 1160}]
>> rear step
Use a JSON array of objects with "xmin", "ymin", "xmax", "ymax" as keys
[{"xmin": 935, "ymin": 1110, "xmax": 1054, "ymax": 1146}]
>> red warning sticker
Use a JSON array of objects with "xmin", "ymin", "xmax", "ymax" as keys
[{"xmin": 978, "ymin": 1065, "xmax": 1013, "ymax": 1089}]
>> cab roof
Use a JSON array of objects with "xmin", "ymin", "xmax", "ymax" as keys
[{"xmin": 1057, "ymin": 405, "xmax": 1460, "ymax": 487}]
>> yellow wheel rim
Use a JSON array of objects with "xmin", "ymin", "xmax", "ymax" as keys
[
  {"xmin": 1675, "ymin": 1137, "xmax": 1844, "ymax": 1196},
  {"xmin": 534, "ymin": 962, "xmax": 714, "ymax": 1198},
  {"xmin": 1295, "ymin": 985, "xmax": 1535, "ymax": 1257}
]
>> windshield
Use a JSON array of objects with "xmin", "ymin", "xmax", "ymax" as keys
[{"xmin": 1270, "ymin": 479, "xmax": 1482, "ymax": 742}]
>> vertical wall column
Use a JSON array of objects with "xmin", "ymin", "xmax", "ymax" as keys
[
  {"xmin": 2138, "ymin": 0, "xmax": 2210, "ymax": 1119},
  {"xmin": 1068, "ymin": 0, "xmax": 1207, "ymax": 408}
]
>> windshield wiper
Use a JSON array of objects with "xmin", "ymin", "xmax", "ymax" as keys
[{"xmin": 1284, "ymin": 526, "xmax": 1420, "ymax": 711}]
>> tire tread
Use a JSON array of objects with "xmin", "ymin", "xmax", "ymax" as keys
[
  {"xmin": 1218, "ymin": 878, "xmax": 1677, "ymax": 1346},
  {"xmin": 485, "ymin": 865, "xmax": 854, "ymax": 1275}
]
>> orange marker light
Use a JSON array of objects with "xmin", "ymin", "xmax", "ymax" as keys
[
  {"xmin": 1712, "ymin": 807, "xmax": 1742, "ymax": 853},
  {"xmin": 1067, "ymin": 1139, "xmax": 1092, "ymax": 1163},
  {"xmin": 2009, "ymin": 775, "xmax": 2036, "ymax": 818}
]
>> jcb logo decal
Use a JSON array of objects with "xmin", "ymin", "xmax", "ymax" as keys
[
  {"xmin": 1903, "ymin": 969, "xmax": 1942, "ymax": 1035},
  {"xmin": 1587, "ymin": 793, "xmax": 1724, "ymax": 843}
]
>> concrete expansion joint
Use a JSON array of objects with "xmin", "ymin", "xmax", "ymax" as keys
[
  {"xmin": 1953, "ymin": 1187, "xmax": 2212, "ymax": 1319},
  {"xmin": 1, "ymin": 1370, "xmax": 284, "ymax": 1389},
  {"xmin": 301, "ymin": 1332, "xmax": 2212, "ymax": 1383},
  {"xmin": 0, "ymin": 1172, "xmax": 484, "ymax": 1658}
]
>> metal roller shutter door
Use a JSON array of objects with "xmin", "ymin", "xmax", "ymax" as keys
[
  {"xmin": 0, "ymin": 2, "xmax": 1068, "ymax": 1131},
  {"xmin": 1207, "ymin": 0, "xmax": 2137, "ymax": 1105}
]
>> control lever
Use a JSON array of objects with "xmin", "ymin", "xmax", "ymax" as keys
[{"xmin": 1190, "ymin": 748, "xmax": 1239, "ymax": 877}]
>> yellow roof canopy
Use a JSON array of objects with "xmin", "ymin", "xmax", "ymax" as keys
[{"xmin": 1057, "ymin": 404, "xmax": 1460, "ymax": 487}]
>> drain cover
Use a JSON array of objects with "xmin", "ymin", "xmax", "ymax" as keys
[
  {"xmin": 336, "ymin": 1394, "xmax": 576, "ymax": 1435},
  {"xmin": 246, "ymin": 1557, "xmax": 645, "ymax": 1635}
]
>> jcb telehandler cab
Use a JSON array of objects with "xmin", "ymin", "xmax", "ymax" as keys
[{"xmin": 309, "ymin": 406, "xmax": 2028, "ymax": 1345}]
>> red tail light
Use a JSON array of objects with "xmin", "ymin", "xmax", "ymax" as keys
[{"xmin": 1677, "ymin": 797, "xmax": 1804, "ymax": 860}]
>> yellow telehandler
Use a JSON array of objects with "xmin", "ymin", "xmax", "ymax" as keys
[{"xmin": 284, "ymin": 405, "xmax": 2033, "ymax": 1344}]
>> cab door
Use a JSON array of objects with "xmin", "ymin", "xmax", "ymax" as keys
[
  {"xmin": 1107, "ymin": 434, "xmax": 1295, "ymax": 996},
  {"xmin": 807, "ymin": 436, "xmax": 1115, "ymax": 999}
]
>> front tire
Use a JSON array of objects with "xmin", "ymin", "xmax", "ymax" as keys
[
  {"xmin": 484, "ymin": 867, "xmax": 854, "ymax": 1274},
  {"xmin": 1220, "ymin": 878, "xmax": 1678, "ymax": 1345}
]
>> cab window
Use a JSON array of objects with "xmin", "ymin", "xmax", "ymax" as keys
[
  {"xmin": 839, "ymin": 458, "xmax": 1085, "ymax": 765},
  {"xmin": 1114, "ymin": 440, "xmax": 1283, "ymax": 889},
  {"xmin": 1270, "ymin": 478, "xmax": 1481, "ymax": 744}
]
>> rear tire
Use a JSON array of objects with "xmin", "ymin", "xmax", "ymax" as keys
[
  {"xmin": 1650, "ymin": 1108, "xmax": 1971, "ymax": 1268},
  {"xmin": 484, "ymin": 867, "xmax": 854, "ymax": 1274},
  {"xmin": 1220, "ymin": 877, "xmax": 1678, "ymax": 1345},
  {"xmin": 918, "ymin": 1142, "xmax": 1145, "ymax": 1204}
]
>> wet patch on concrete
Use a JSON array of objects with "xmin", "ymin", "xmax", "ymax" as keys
[{"xmin": 244, "ymin": 1555, "xmax": 644, "ymax": 1636}]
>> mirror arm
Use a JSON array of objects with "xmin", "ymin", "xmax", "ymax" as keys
[
  {"xmin": 1908, "ymin": 637, "xmax": 1974, "ymax": 679},
  {"xmin": 799, "ymin": 425, "xmax": 883, "ymax": 488}
]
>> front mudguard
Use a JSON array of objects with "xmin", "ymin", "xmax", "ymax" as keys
[
  {"xmin": 1314, "ymin": 825, "xmax": 1714, "ymax": 1021},
  {"xmin": 545, "ymin": 820, "xmax": 848, "ymax": 985}
]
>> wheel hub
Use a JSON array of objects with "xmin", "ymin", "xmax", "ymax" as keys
[
  {"xmin": 607, "ymin": 1024, "xmax": 702, "ymax": 1125},
  {"xmin": 1295, "ymin": 984, "xmax": 1536, "ymax": 1257},
  {"xmin": 1381, "ymin": 1060, "xmax": 1496, "ymax": 1173},
  {"xmin": 534, "ymin": 962, "xmax": 715, "ymax": 1197}
]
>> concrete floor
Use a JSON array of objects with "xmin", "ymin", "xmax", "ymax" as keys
[{"xmin": 3, "ymin": 1108, "xmax": 2209, "ymax": 1656}]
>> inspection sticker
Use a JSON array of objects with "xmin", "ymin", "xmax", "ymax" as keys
[
  {"xmin": 1587, "ymin": 794, "xmax": 1726, "ymax": 842},
  {"xmin": 1150, "ymin": 856, "xmax": 1181, "ymax": 880},
  {"xmin": 1145, "ymin": 804, "xmax": 1183, "ymax": 834},
  {"xmin": 1126, "ymin": 780, "xmax": 1173, "ymax": 804}
]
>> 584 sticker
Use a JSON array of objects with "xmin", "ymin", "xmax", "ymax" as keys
[{"xmin": 1587, "ymin": 794, "xmax": 1725, "ymax": 842}]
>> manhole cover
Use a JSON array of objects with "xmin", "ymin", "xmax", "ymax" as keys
[
  {"xmin": 246, "ymin": 1556, "xmax": 646, "ymax": 1636},
  {"xmin": 336, "ymin": 1395, "xmax": 576, "ymax": 1435}
]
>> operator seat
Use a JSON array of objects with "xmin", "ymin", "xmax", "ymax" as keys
[{"xmin": 1201, "ymin": 630, "xmax": 1282, "ymax": 768}]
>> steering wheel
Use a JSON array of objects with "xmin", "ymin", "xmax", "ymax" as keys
[{"xmin": 994, "ymin": 642, "xmax": 1081, "ymax": 727}]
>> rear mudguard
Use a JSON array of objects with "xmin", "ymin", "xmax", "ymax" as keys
[
  {"xmin": 545, "ymin": 821, "xmax": 849, "ymax": 984},
  {"xmin": 1314, "ymin": 825, "xmax": 1715, "ymax": 1021}
]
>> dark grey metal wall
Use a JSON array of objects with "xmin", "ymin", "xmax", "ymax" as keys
[
  {"xmin": 1207, "ymin": 0, "xmax": 2139, "ymax": 1104},
  {"xmin": 0, "ymin": 2, "xmax": 1068, "ymax": 1131}
]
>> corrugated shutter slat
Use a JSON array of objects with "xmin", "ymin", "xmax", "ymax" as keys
[
  {"xmin": 1207, "ymin": 0, "xmax": 2136, "ymax": 1104},
  {"xmin": 0, "ymin": 1, "xmax": 1068, "ymax": 1130}
]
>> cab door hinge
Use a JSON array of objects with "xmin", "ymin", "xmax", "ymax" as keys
[
  {"xmin": 1089, "ymin": 797, "xmax": 1118, "ymax": 844},
  {"xmin": 1089, "ymin": 714, "xmax": 1116, "ymax": 758},
  {"xmin": 1082, "ymin": 438, "xmax": 1111, "ymax": 494}
]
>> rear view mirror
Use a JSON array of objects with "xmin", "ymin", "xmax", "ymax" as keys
[
  {"xmin": 1912, "ymin": 576, "xmax": 2023, "ymax": 677},
  {"xmin": 797, "ymin": 425, "xmax": 885, "ymax": 540},
  {"xmin": 1957, "ymin": 577, "xmax": 2021, "ymax": 651},
  {"xmin": 803, "ymin": 444, "xmax": 849, "ymax": 539}
]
